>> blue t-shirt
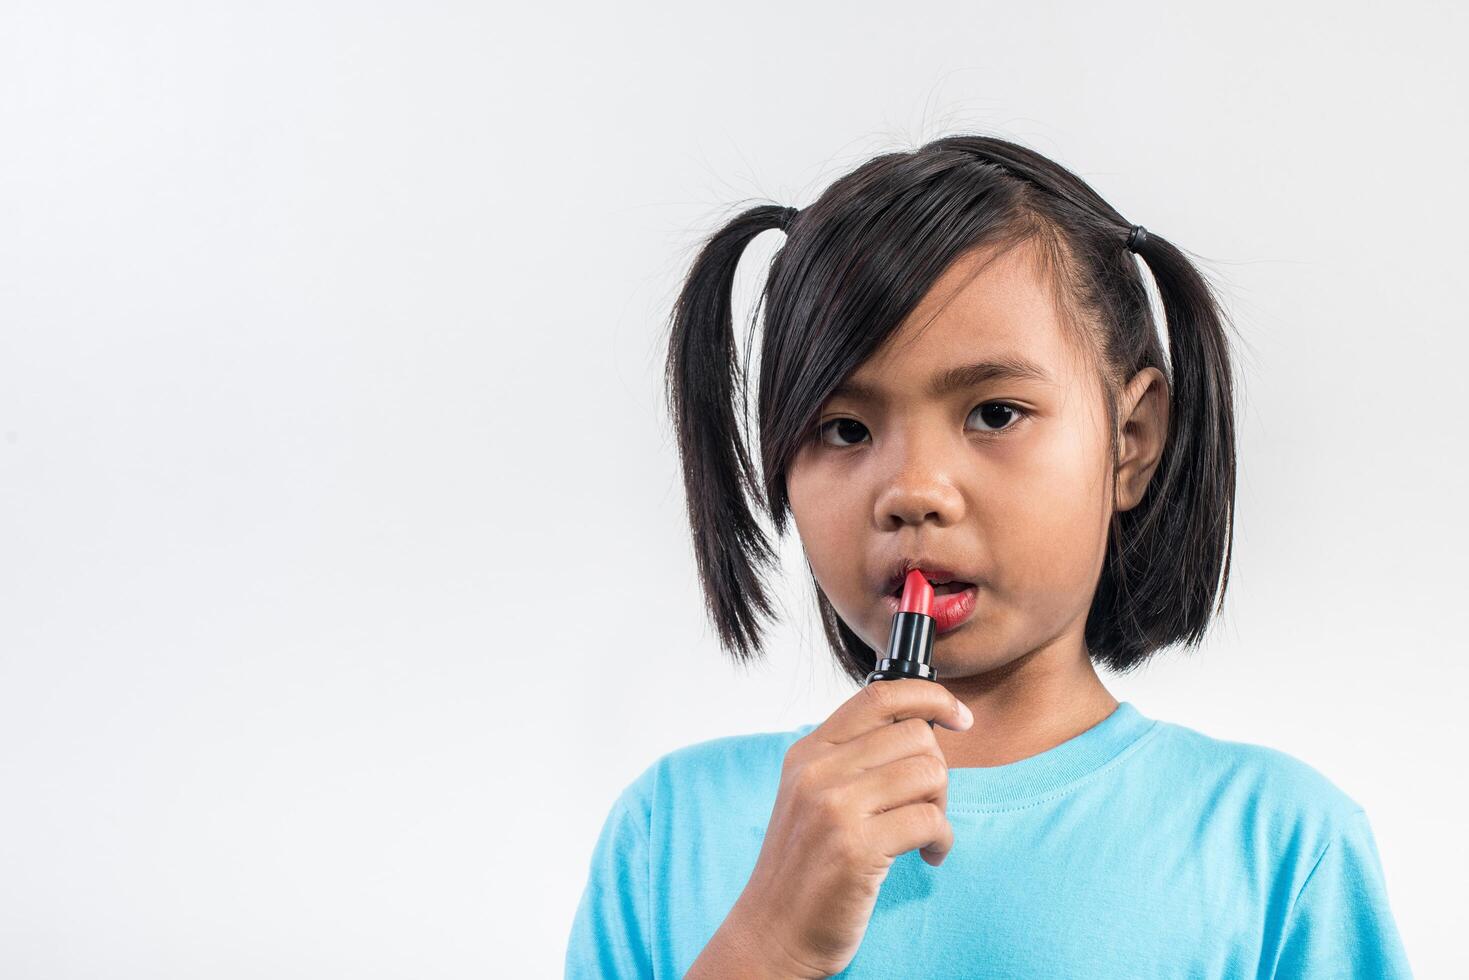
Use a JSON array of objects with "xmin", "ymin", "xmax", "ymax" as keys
[{"xmin": 565, "ymin": 701, "xmax": 1412, "ymax": 978}]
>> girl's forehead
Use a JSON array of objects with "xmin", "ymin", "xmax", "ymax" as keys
[{"xmin": 847, "ymin": 242, "xmax": 1077, "ymax": 392}]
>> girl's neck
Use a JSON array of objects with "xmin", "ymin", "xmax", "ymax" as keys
[{"xmin": 933, "ymin": 634, "xmax": 1119, "ymax": 770}]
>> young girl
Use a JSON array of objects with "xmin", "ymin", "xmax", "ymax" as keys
[{"xmin": 564, "ymin": 134, "xmax": 1411, "ymax": 978}]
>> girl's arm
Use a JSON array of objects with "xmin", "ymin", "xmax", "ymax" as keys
[
  {"xmin": 685, "ymin": 898, "xmax": 820, "ymax": 979},
  {"xmin": 564, "ymin": 789, "xmax": 655, "ymax": 978},
  {"xmin": 563, "ymin": 782, "xmax": 811, "ymax": 979},
  {"xmin": 1270, "ymin": 807, "xmax": 1413, "ymax": 977}
]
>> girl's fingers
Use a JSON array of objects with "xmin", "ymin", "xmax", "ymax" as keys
[{"xmin": 815, "ymin": 678, "xmax": 972, "ymax": 747}]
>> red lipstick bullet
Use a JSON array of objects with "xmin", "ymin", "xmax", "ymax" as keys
[
  {"xmin": 866, "ymin": 569, "xmax": 939, "ymax": 687},
  {"xmin": 898, "ymin": 568, "xmax": 934, "ymax": 617}
]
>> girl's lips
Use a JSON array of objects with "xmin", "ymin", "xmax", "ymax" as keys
[{"xmin": 882, "ymin": 585, "xmax": 979, "ymax": 633}]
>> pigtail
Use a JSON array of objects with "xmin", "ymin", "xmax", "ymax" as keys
[
  {"xmin": 663, "ymin": 204, "xmax": 798, "ymax": 664},
  {"xmin": 1091, "ymin": 229, "xmax": 1238, "ymax": 670}
]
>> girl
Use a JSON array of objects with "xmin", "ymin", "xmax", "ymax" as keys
[{"xmin": 564, "ymin": 134, "xmax": 1411, "ymax": 978}]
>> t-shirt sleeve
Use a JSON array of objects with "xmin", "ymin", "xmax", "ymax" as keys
[
  {"xmin": 563, "ymin": 784, "xmax": 655, "ymax": 980},
  {"xmin": 1272, "ymin": 807, "xmax": 1413, "ymax": 978}
]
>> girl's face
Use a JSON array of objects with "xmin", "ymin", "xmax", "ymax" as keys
[{"xmin": 786, "ymin": 237, "xmax": 1166, "ymax": 681}]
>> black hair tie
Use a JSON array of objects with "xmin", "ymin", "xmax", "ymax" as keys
[
  {"xmin": 780, "ymin": 206, "xmax": 800, "ymax": 231},
  {"xmin": 1126, "ymin": 224, "xmax": 1148, "ymax": 252}
]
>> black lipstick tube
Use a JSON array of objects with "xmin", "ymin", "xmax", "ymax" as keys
[{"xmin": 865, "ymin": 608, "xmax": 939, "ymax": 684}]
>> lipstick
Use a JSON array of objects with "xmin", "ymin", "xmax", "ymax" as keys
[{"xmin": 865, "ymin": 569, "xmax": 939, "ymax": 686}]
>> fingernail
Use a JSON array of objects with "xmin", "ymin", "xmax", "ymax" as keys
[{"xmin": 958, "ymin": 702, "xmax": 973, "ymax": 727}]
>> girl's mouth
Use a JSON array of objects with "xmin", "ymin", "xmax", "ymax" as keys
[
  {"xmin": 891, "ymin": 580, "xmax": 972, "ymax": 597},
  {"xmin": 882, "ymin": 581, "xmax": 979, "ymax": 633}
]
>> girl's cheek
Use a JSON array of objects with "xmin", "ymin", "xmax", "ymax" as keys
[
  {"xmin": 980, "ymin": 435, "xmax": 1103, "ymax": 544},
  {"xmin": 1007, "ymin": 486, "xmax": 1112, "ymax": 605}
]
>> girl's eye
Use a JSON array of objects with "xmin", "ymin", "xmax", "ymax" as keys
[
  {"xmin": 816, "ymin": 417, "xmax": 871, "ymax": 448},
  {"xmin": 966, "ymin": 402, "xmax": 1026, "ymax": 433},
  {"xmin": 815, "ymin": 402, "xmax": 1026, "ymax": 448}
]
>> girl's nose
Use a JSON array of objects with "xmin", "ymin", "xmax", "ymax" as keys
[{"xmin": 872, "ymin": 438, "xmax": 966, "ymax": 530}]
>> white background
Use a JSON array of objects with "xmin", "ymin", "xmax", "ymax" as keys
[{"xmin": 1, "ymin": 2, "xmax": 1464, "ymax": 977}]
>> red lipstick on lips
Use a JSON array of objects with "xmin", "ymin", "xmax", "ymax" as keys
[{"xmin": 865, "ymin": 569, "xmax": 940, "ymax": 690}]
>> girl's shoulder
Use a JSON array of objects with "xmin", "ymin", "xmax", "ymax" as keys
[
  {"xmin": 658, "ymin": 720, "xmax": 816, "ymax": 782},
  {"xmin": 1141, "ymin": 714, "xmax": 1368, "ymax": 825},
  {"xmin": 610, "ymin": 721, "xmax": 817, "ymax": 826}
]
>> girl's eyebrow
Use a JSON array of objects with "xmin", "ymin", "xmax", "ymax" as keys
[{"xmin": 832, "ymin": 355, "xmax": 1054, "ymax": 403}]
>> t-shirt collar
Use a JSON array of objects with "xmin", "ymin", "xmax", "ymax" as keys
[{"xmin": 943, "ymin": 701, "xmax": 1157, "ymax": 810}]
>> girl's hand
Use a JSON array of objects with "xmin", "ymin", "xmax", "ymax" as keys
[{"xmin": 730, "ymin": 679, "xmax": 973, "ymax": 978}]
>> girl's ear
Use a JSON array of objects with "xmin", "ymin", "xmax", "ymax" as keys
[{"xmin": 1114, "ymin": 366, "xmax": 1170, "ymax": 512}]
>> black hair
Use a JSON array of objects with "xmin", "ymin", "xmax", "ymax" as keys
[{"xmin": 663, "ymin": 134, "xmax": 1239, "ymax": 686}]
